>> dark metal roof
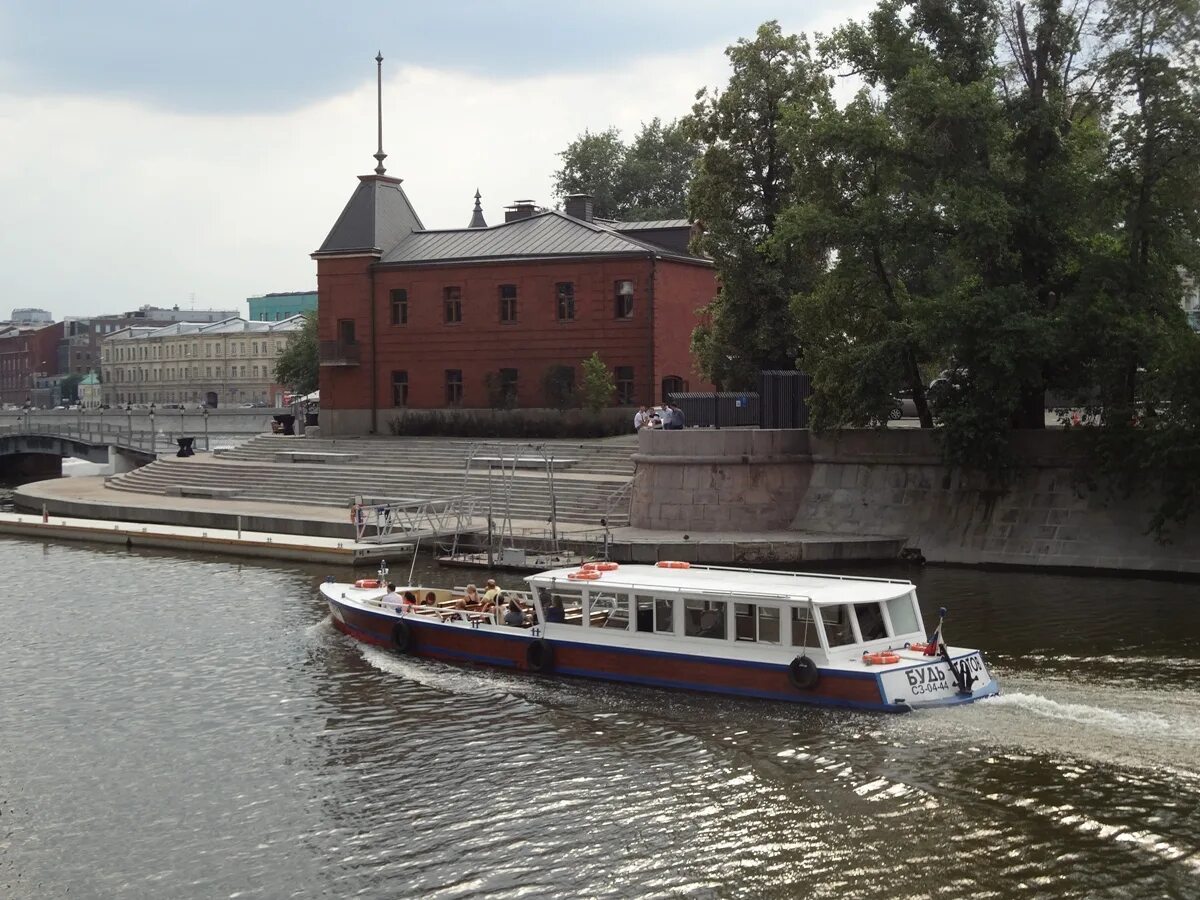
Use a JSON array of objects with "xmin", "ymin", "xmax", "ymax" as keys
[
  {"xmin": 314, "ymin": 175, "xmax": 425, "ymax": 256},
  {"xmin": 380, "ymin": 210, "xmax": 707, "ymax": 265},
  {"xmin": 610, "ymin": 219, "xmax": 690, "ymax": 230}
]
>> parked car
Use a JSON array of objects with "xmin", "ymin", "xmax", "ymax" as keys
[{"xmin": 888, "ymin": 390, "xmax": 920, "ymax": 420}]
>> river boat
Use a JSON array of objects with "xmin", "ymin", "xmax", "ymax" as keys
[{"xmin": 320, "ymin": 562, "xmax": 1000, "ymax": 712}]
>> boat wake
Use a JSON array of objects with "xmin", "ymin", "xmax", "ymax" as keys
[{"xmin": 900, "ymin": 674, "xmax": 1200, "ymax": 778}]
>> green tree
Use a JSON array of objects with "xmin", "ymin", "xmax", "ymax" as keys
[
  {"xmin": 688, "ymin": 21, "xmax": 834, "ymax": 388},
  {"xmin": 553, "ymin": 120, "xmax": 698, "ymax": 220},
  {"xmin": 553, "ymin": 128, "xmax": 626, "ymax": 219},
  {"xmin": 579, "ymin": 352, "xmax": 615, "ymax": 412},
  {"xmin": 273, "ymin": 313, "xmax": 318, "ymax": 395}
]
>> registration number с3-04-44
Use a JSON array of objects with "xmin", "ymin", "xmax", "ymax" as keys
[{"xmin": 902, "ymin": 654, "xmax": 987, "ymax": 695}]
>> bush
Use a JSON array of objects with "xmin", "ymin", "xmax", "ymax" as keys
[{"xmin": 386, "ymin": 407, "xmax": 631, "ymax": 438}]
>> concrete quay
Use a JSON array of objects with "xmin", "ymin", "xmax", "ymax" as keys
[
  {"xmin": 0, "ymin": 510, "xmax": 407, "ymax": 565},
  {"xmin": 11, "ymin": 468, "xmax": 906, "ymax": 568}
]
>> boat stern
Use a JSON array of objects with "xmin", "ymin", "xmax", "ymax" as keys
[{"xmin": 877, "ymin": 648, "xmax": 999, "ymax": 710}]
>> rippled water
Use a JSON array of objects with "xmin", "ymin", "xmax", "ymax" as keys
[{"xmin": 0, "ymin": 539, "xmax": 1197, "ymax": 899}]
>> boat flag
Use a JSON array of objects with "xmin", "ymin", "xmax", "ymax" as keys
[{"xmin": 924, "ymin": 607, "xmax": 947, "ymax": 656}]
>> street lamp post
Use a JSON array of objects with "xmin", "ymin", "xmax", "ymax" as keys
[
  {"xmin": 149, "ymin": 402, "xmax": 156, "ymax": 452},
  {"xmin": 203, "ymin": 406, "xmax": 209, "ymax": 451},
  {"xmin": 126, "ymin": 402, "xmax": 132, "ymax": 445},
  {"xmin": 23, "ymin": 397, "xmax": 30, "ymax": 432}
]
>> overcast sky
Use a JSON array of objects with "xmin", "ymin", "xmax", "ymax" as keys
[{"xmin": 0, "ymin": 1, "xmax": 868, "ymax": 320}]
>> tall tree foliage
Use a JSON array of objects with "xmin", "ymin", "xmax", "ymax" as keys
[
  {"xmin": 552, "ymin": 119, "xmax": 698, "ymax": 220},
  {"xmin": 273, "ymin": 313, "xmax": 318, "ymax": 396},
  {"xmin": 688, "ymin": 21, "xmax": 834, "ymax": 388}
]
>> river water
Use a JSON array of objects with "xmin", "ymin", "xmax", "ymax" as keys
[{"xmin": 0, "ymin": 538, "xmax": 1196, "ymax": 899}]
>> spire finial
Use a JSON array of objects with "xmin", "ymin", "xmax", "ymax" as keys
[
  {"xmin": 468, "ymin": 188, "xmax": 487, "ymax": 228},
  {"xmin": 373, "ymin": 52, "xmax": 387, "ymax": 176}
]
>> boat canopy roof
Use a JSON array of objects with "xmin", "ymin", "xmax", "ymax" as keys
[{"xmin": 527, "ymin": 564, "xmax": 914, "ymax": 606}]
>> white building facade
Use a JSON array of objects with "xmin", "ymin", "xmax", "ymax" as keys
[{"xmin": 101, "ymin": 316, "xmax": 303, "ymax": 407}]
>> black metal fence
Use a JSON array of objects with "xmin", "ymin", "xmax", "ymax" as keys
[
  {"xmin": 759, "ymin": 370, "xmax": 812, "ymax": 429},
  {"xmin": 666, "ymin": 392, "xmax": 760, "ymax": 428},
  {"xmin": 662, "ymin": 372, "xmax": 812, "ymax": 429}
]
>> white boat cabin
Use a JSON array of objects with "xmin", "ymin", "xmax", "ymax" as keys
[{"xmin": 525, "ymin": 564, "xmax": 927, "ymax": 663}]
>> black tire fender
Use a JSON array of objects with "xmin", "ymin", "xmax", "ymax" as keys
[
  {"xmin": 788, "ymin": 655, "xmax": 819, "ymax": 690},
  {"xmin": 392, "ymin": 619, "xmax": 413, "ymax": 653},
  {"xmin": 526, "ymin": 639, "xmax": 553, "ymax": 673}
]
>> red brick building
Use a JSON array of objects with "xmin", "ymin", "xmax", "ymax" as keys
[
  {"xmin": 0, "ymin": 322, "xmax": 64, "ymax": 408},
  {"xmin": 313, "ymin": 168, "xmax": 716, "ymax": 435}
]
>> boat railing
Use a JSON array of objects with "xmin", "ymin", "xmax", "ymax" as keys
[{"xmin": 681, "ymin": 563, "xmax": 915, "ymax": 587}]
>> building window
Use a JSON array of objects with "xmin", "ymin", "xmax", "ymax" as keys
[
  {"xmin": 556, "ymin": 282, "xmax": 575, "ymax": 321},
  {"xmin": 499, "ymin": 284, "xmax": 517, "ymax": 323},
  {"xmin": 615, "ymin": 366, "xmax": 634, "ymax": 405},
  {"xmin": 615, "ymin": 280, "xmax": 634, "ymax": 318},
  {"xmin": 390, "ymin": 289, "xmax": 408, "ymax": 326},
  {"xmin": 445, "ymin": 369, "xmax": 463, "ymax": 406},
  {"xmin": 338, "ymin": 319, "xmax": 356, "ymax": 345},
  {"xmin": 391, "ymin": 370, "xmax": 408, "ymax": 407},
  {"xmin": 443, "ymin": 286, "xmax": 463, "ymax": 324},
  {"xmin": 499, "ymin": 367, "xmax": 518, "ymax": 406}
]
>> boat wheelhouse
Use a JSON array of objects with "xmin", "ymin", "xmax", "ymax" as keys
[{"xmin": 319, "ymin": 562, "xmax": 999, "ymax": 712}]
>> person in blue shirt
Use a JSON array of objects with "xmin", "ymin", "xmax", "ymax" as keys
[{"xmin": 544, "ymin": 595, "xmax": 566, "ymax": 623}]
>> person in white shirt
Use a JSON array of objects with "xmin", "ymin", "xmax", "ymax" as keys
[
  {"xmin": 633, "ymin": 406, "xmax": 649, "ymax": 431},
  {"xmin": 381, "ymin": 583, "xmax": 401, "ymax": 608}
]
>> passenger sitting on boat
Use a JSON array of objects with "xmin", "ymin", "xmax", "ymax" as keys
[
  {"xmin": 454, "ymin": 584, "xmax": 481, "ymax": 609},
  {"xmin": 424, "ymin": 591, "xmax": 438, "ymax": 608},
  {"xmin": 381, "ymin": 583, "xmax": 400, "ymax": 608},
  {"xmin": 402, "ymin": 590, "xmax": 417, "ymax": 612},
  {"xmin": 502, "ymin": 595, "xmax": 525, "ymax": 627},
  {"xmin": 483, "ymin": 578, "xmax": 502, "ymax": 603},
  {"xmin": 544, "ymin": 595, "xmax": 566, "ymax": 623}
]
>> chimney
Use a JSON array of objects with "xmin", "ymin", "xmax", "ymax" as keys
[
  {"xmin": 504, "ymin": 200, "xmax": 540, "ymax": 223},
  {"xmin": 564, "ymin": 193, "xmax": 594, "ymax": 223}
]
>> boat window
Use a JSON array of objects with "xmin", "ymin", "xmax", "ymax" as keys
[
  {"xmin": 789, "ymin": 605, "xmax": 822, "ymax": 649},
  {"xmin": 854, "ymin": 602, "xmax": 888, "ymax": 641},
  {"xmin": 654, "ymin": 597, "xmax": 674, "ymax": 634},
  {"xmin": 684, "ymin": 598, "xmax": 727, "ymax": 640},
  {"xmin": 733, "ymin": 603, "xmax": 780, "ymax": 643},
  {"xmin": 588, "ymin": 591, "xmax": 628, "ymax": 630},
  {"xmin": 821, "ymin": 604, "xmax": 858, "ymax": 646},
  {"xmin": 552, "ymin": 588, "xmax": 584, "ymax": 626},
  {"xmin": 887, "ymin": 592, "xmax": 920, "ymax": 636},
  {"xmin": 635, "ymin": 594, "xmax": 656, "ymax": 632},
  {"xmin": 758, "ymin": 606, "xmax": 781, "ymax": 643}
]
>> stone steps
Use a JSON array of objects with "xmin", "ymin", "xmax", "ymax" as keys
[
  {"xmin": 106, "ymin": 455, "xmax": 632, "ymax": 525},
  {"xmin": 216, "ymin": 435, "xmax": 637, "ymax": 476}
]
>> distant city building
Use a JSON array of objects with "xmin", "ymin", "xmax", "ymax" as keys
[
  {"xmin": 8, "ymin": 308, "xmax": 52, "ymax": 325},
  {"xmin": 0, "ymin": 322, "xmax": 64, "ymax": 407},
  {"xmin": 60, "ymin": 313, "xmax": 181, "ymax": 379},
  {"xmin": 120, "ymin": 304, "xmax": 239, "ymax": 324},
  {"xmin": 100, "ymin": 316, "xmax": 304, "ymax": 408},
  {"xmin": 248, "ymin": 291, "xmax": 317, "ymax": 322},
  {"xmin": 77, "ymin": 372, "xmax": 102, "ymax": 409}
]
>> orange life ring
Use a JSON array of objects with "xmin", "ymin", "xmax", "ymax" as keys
[
  {"xmin": 583, "ymin": 562, "xmax": 620, "ymax": 571},
  {"xmin": 862, "ymin": 651, "xmax": 900, "ymax": 666},
  {"xmin": 567, "ymin": 570, "xmax": 601, "ymax": 581},
  {"xmin": 907, "ymin": 642, "xmax": 932, "ymax": 653},
  {"xmin": 354, "ymin": 579, "xmax": 381, "ymax": 589},
  {"xmin": 656, "ymin": 561, "xmax": 691, "ymax": 569}
]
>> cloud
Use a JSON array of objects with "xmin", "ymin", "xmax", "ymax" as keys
[
  {"xmin": 1, "ymin": 0, "xmax": 824, "ymax": 114},
  {"xmin": 0, "ymin": 2, "xmax": 874, "ymax": 320},
  {"xmin": 0, "ymin": 45, "xmax": 735, "ymax": 318}
]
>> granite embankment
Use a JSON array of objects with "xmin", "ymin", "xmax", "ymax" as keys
[{"xmin": 632, "ymin": 429, "xmax": 1200, "ymax": 574}]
